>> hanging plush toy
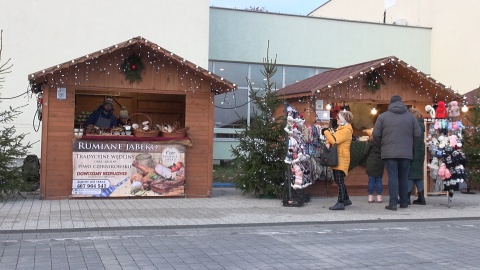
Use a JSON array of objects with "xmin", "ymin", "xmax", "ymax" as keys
[
  {"xmin": 425, "ymin": 105, "xmax": 436, "ymax": 118},
  {"xmin": 291, "ymin": 164, "xmax": 304, "ymax": 189},
  {"xmin": 448, "ymin": 101, "xmax": 460, "ymax": 118},
  {"xmin": 435, "ymin": 101, "xmax": 448, "ymax": 119}
]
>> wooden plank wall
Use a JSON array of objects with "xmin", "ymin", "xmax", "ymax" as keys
[{"xmin": 39, "ymin": 51, "xmax": 216, "ymax": 199}]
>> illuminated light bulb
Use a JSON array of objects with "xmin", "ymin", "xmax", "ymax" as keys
[
  {"xmin": 462, "ymin": 105, "xmax": 468, "ymax": 112},
  {"xmin": 328, "ymin": 85, "xmax": 331, "ymax": 88},
  {"xmin": 326, "ymin": 103, "xmax": 332, "ymax": 110},
  {"xmin": 371, "ymin": 107, "xmax": 377, "ymax": 115}
]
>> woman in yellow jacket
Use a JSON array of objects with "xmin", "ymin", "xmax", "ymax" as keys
[{"xmin": 323, "ymin": 110, "xmax": 354, "ymax": 210}]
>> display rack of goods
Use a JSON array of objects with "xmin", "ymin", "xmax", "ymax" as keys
[
  {"xmin": 75, "ymin": 111, "xmax": 91, "ymax": 125},
  {"xmin": 157, "ymin": 121, "xmax": 189, "ymax": 138},
  {"xmin": 130, "ymin": 113, "xmax": 160, "ymax": 137}
]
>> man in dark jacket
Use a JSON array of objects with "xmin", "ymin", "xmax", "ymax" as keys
[
  {"xmin": 373, "ymin": 95, "xmax": 421, "ymax": 210},
  {"xmin": 84, "ymin": 96, "xmax": 118, "ymax": 128}
]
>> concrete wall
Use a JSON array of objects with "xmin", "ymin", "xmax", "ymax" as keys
[
  {"xmin": 309, "ymin": 0, "xmax": 480, "ymax": 94},
  {"xmin": 0, "ymin": 0, "xmax": 210, "ymax": 156}
]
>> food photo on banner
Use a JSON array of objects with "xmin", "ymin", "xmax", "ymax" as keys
[{"xmin": 72, "ymin": 140, "xmax": 186, "ymax": 197}]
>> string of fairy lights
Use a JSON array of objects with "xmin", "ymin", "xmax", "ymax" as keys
[
  {"xmin": 28, "ymin": 37, "xmax": 236, "ymax": 97},
  {"xmin": 287, "ymin": 58, "xmax": 467, "ymax": 116}
]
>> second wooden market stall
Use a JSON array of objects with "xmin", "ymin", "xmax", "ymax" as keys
[{"xmin": 276, "ymin": 56, "xmax": 464, "ymax": 198}]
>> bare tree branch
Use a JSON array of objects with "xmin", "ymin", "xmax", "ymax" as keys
[{"xmin": 0, "ymin": 30, "xmax": 14, "ymax": 89}]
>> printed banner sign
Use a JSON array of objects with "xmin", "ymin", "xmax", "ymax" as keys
[{"xmin": 72, "ymin": 140, "xmax": 186, "ymax": 197}]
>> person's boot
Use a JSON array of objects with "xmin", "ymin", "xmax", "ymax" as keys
[
  {"xmin": 413, "ymin": 191, "xmax": 426, "ymax": 205},
  {"xmin": 407, "ymin": 192, "xmax": 411, "ymax": 205},
  {"xmin": 368, "ymin": 195, "xmax": 374, "ymax": 203},
  {"xmin": 376, "ymin": 195, "xmax": 383, "ymax": 203},
  {"xmin": 344, "ymin": 198, "xmax": 352, "ymax": 206},
  {"xmin": 329, "ymin": 202, "xmax": 345, "ymax": 210}
]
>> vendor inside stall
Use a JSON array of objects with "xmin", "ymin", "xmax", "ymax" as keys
[{"xmin": 84, "ymin": 96, "xmax": 118, "ymax": 128}]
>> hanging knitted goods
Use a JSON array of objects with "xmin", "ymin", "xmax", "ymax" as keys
[
  {"xmin": 291, "ymin": 164, "xmax": 304, "ymax": 189},
  {"xmin": 425, "ymin": 105, "xmax": 436, "ymax": 118},
  {"xmin": 435, "ymin": 101, "xmax": 448, "ymax": 119},
  {"xmin": 448, "ymin": 101, "xmax": 460, "ymax": 118}
]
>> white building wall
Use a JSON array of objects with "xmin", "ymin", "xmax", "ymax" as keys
[
  {"xmin": 309, "ymin": 0, "xmax": 480, "ymax": 94},
  {"xmin": 0, "ymin": 0, "xmax": 210, "ymax": 156}
]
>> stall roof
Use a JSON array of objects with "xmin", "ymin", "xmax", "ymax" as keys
[
  {"xmin": 28, "ymin": 36, "xmax": 236, "ymax": 94},
  {"xmin": 277, "ymin": 56, "xmax": 462, "ymax": 101},
  {"xmin": 464, "ymin": 87, "xmax": 480, "ymax": 106}
]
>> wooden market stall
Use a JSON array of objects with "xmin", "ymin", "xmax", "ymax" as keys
[
  {"xmin": 29, "ymin": 36, "xmax": 236, "ymax": 199},
  {"xmin": 276, "ymin": 56, "xmax": 463, "ymax": 197}
]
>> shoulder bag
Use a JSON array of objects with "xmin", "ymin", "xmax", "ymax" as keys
[{"xmin": 319, "ymin": 136, "xmax": 338, "ymax": 167}]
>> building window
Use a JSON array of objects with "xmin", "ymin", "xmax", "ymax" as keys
[{"xmin": 210, "ymin": 61, "xmax": 328, "ymax": 129}]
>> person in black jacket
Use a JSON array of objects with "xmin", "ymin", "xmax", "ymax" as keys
[
  {"xmin": 84, "ymin": 96, "xmax": 118, "ymax": 128},
  {"xmin": 361, "ymin": 129, "xmax": 385, "ymax": 203}
]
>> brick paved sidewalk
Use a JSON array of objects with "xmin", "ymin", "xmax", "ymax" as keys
[{"xmin": 1, "ymin": 188, "xmax": 479, "ymax": 232}]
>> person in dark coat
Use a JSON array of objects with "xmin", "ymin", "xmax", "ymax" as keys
[
  {"xmin": 361, "ymin": 129, "xmax": 385, "ymax": 203},
  {"xmin": 407, "ymin": 107, "xmax": 426, "ymax": 205},
  {"xmin": 373, "ymin": 95, "xmax": 421, "ymax": 211},
  {"xmin": 84, "ymin": 96, "xmax": 118, "ymax": 128}
]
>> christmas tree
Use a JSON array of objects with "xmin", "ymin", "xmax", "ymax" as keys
[
  {"xmin": 230, "ymin": 43, "xmax": 286, "ymax": 197},
  {"xmin": 0, "ymin": 30, "xmax": 36, "ymax": 199},
  {"xmin": 463, "ymin": 92, "xmax": 480, "ymax": 190}
]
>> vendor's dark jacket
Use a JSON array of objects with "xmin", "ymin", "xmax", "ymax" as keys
[
  {"xmin": 361, "ymin": 138, "xmax": 384, "ymax": 177},
  {"xmin": 372, "ymin": 101, "xmax": 421, "ymax": 160},
  {"xmin": 84, "ymin": 106, "xmax": 118, "ymax": 128},
  {"xmin": 408, "ymin": 118, "xmax": 425, "ymax": 180}
]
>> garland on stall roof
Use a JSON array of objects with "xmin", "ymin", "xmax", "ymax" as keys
[
  {"xmin": 120, "ymin": 54, "xmax": 145, "ymax": 83},
  {"xmin": 365, "ymin": 70, "xmax": 386, "ymax": 93}
]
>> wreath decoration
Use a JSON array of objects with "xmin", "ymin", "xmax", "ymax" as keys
[
  {"xmin": 365, "ymin": 70, "xmax": 386, "ymax": 93},
  {"xmin": 120, "ymin": 54, "xmax": 145, "ymax": 83}
]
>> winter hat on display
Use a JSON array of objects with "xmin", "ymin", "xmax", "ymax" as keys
[
  {"xmin": 390, "ymin": 95, "xmax": 402, "ymax": 104},
  {"xmin": 425, "ymin": 105, "xmax": 436, "ymax": 118},
  {"xmin": 435, "ymin": 101, "xmax": 448, "ymax": 119},
  {"xmin": 448, "ymin": 101, "xmax": 460, "ymax": 117}
]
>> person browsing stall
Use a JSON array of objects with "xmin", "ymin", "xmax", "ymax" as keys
[
  {"xmin": 322, "ymin": 110, "xmax": 354, "ymax": 210},
  {"xmin": 360, "ymin": 128, "xmax": 385, "ymax": 203},
  {"xmin": 84, "ymin": 96, "xmax": 118, "ymax": 128},
  {"xmin": 373, "ymin": 95, "xmax": 421, "ymax": 211}
]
